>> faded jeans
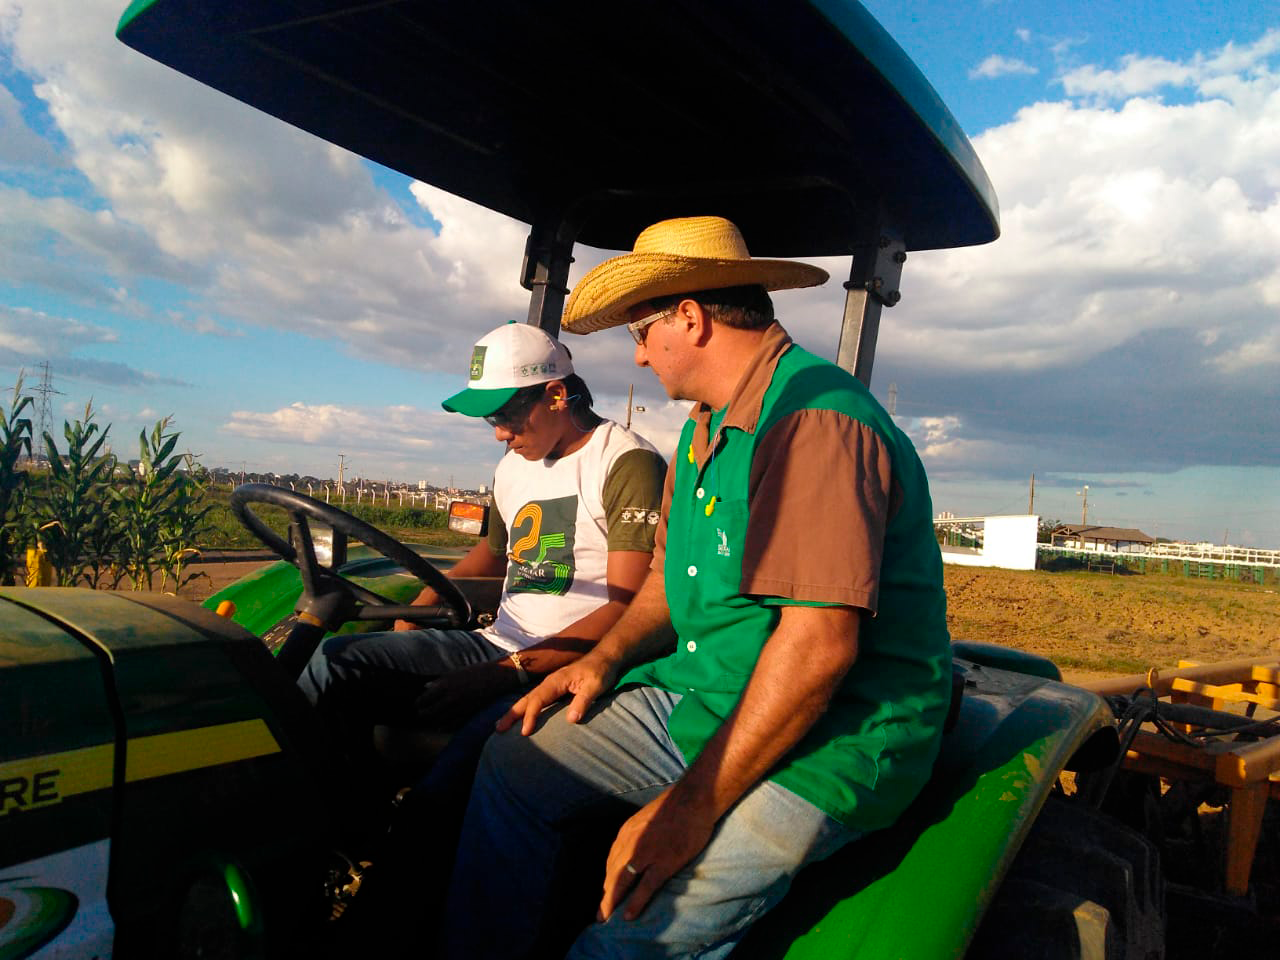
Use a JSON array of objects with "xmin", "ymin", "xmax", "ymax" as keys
[{"xmin": 443, "ymin": 685, "xmax": 858, "ymax": 960}]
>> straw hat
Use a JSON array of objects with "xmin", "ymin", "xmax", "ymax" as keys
[{"xmin": 561, "ymin": 216, "xmax": 829, "ymax": 334}]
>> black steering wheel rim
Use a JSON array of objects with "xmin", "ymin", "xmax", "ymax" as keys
[{"xmin": 229, "ymin": 482, "xmax": 471, "ymax": 629}]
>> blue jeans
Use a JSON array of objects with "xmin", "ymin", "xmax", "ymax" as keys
[
  {"xmin": 443, "ymin": 686, "xmax": 857, "ymax": 960},
  {"xmin": 298, "ymin": 627, "xmax": 505, "ymax": 725}
]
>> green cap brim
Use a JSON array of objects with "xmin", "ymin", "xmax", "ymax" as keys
[{"xmin": 441, "ymin": 385, "xmax": 520, "ymax": 417}]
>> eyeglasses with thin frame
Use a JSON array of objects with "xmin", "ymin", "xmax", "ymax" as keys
[
  {"xmin": 627, "ymin": 308, "xmax": 672, "ymax": 345},
  {"xmin": 484, "ymin": 389, "xmax": 542, "ymax": 430}
]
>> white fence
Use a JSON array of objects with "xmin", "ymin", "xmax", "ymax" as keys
[{"xmin": 1040, "ymin": 542, "xmax": 1280, "ymax": 571}]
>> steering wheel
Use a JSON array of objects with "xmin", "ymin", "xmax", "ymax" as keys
[{"xmin": 230, "ymin": 483, "xmax": 472, "ymax": 677}]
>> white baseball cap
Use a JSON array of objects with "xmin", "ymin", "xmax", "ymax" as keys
[{"xmin": 442, "ymin": 323, "xmax": 574, "ymax": 417}]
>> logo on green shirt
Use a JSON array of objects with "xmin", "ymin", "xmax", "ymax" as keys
[{"xmin": 506, "ymin": 495, "xmax": 577, "ymax": 596}]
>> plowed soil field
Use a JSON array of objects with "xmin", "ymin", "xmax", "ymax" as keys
[{"xmin": 943, "ymin": 565, "xmax": 1280, "ymax": 682}]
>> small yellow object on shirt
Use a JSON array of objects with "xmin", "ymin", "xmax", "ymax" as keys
[
  {"xmin": 687, "ymin": 444, "xmax": 695, "ymax": 463},
  {"xmin": 704, "ymin": 496, "xmax": 717, "ymax": 516}
]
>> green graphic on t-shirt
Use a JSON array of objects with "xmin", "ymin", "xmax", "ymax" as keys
[{"xmin": 505, "ymin": 495, "xmax": 577, "ymax": 596}]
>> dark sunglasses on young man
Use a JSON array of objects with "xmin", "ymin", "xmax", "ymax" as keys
[{"xmin": 484, "ymin": 388, "xmax": 543, "ymax": 430}]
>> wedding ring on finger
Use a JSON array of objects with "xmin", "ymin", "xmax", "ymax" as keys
[{"xmin": 624, "ymin": 863, "xmax": 639, "ymax": 875}]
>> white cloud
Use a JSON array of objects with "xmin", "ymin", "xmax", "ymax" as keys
[
  {"xmin": 0, "ymin": 305, "xmax": 117, "ymax": 355},
  {"xmin": 0, "ymin": 304, "xmax": 192, "ymax": 388},
  {"xmin": 873, "ymin": 76, "xmax": 1280, "ymax": 378},
  {"xmin": 1061, "ymin": 28, "xmax": 1280, "ymax": 100},
  {"xmin": 970, "ymin": 55, "xmax": 1038, "ymax": 79},
  {"xmin": 1062, "ymin": 55, "xmax": 1197, "ymax": 98},
  {"xmin": 1209, "ymin": 330, "xmax": 1280, "ymax": 373},
  {"xmin": 221, "ymin": 401, "xmax": 522, "ymax": 485},
  {"xmin": 226, "ymin": 402, "xmax": 439, "ymax": 450}
]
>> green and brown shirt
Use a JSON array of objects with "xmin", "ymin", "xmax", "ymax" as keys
[{"xmin": 624, "ymin": 322, "xmax": 951, "ymax": 830}]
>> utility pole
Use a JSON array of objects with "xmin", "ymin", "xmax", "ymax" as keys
[
  {"xmin": 887, "ymin": 382, "xmax": 897, "ymax": 417},
  {"xmin": 338, "ymin": 453, "xmax": 348, "ymax": 486},
  {"xmin": 1028, "ymin": 473, "xmax": 1035, "ymax": 515},
  {"xmin": 1077, "ymin": 484, "xmax": 1089, "ymax": 526},
  {"xmin": 623, "ymin": 385, "xmax": 646, "ymax": 429}
]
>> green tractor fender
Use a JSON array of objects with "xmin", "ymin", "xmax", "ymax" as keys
[{"xmin": 741, "ymin": 654, "xmax": 1121, "ymax": 958}]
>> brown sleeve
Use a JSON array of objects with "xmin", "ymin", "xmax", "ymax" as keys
[
  {"xmin": 740, "ymin": 409, "xmax": 898, "ymax": 612},
  {"xmin": 649, "ymin": 454, "xmax": 677, "ymax": 575}
]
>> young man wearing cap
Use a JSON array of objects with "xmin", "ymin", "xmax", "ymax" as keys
[
  {"xmin": 299, "ymin": 322, "xmax": 665, "ymax": 801},
  {"xmin": 442, "ymin": 217, "xmax": 952, "ymax": 959}
]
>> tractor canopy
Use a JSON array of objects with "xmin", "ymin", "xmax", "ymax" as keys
[{"xmin": 116, "ymin": 0, "xmax": 998, "ymax": 257}]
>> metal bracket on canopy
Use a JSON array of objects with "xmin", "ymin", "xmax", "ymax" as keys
[
  {"xmin": 520, "ymin": 214, "xmax": 582, "ymax": 336},
  {"xmin": 834, "ymin": 229, "xmax": 906, "ymax": 387}
]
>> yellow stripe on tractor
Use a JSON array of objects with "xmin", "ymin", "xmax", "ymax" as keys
[{"xmin": 0, "ymin": 719, "xmax": 281, "ymax": 816}]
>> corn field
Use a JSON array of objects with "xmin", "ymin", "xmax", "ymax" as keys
[{"xmin": 1, "ymin": 380, "xmax": 212, "ymax": 591}]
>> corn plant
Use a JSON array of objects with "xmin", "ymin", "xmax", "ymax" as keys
[
  {"xmin": 113, "ymin": 417, "xmax": 212, "ymax": 592},
  {"xmin": 0, "ymin": 380, "xmax": 34, "ymax": 584},
  {"xmin": 36, "ymin": 404, "xmax": 118, "ymax": 587},
  {"xmin": 157, "ymin": 453, "xmax": 214, "ymax": 593}
]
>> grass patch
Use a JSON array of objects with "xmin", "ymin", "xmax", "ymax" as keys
[
  {"xmin": 198, "ymin": 488, "xmax": 480, "ymax": 549},
  {"xmin": 1051, "ymin": 653, "xmax": 1153, "ymax": 676}
]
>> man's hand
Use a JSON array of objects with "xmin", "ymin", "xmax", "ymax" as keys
[
  {"xmin": 598, "ymin": 787, "xmax": 718, "ymax": 922},
  {"xmin": 394, "ymin": 585, "xmax": 442, "ymax": 631},
  {"xmin": 414, "ymin": 664, "xmax": 506, "ymax": 727},
  {"xmin": 495, "ymin": 653, "xmax": 620, "ymax": 736}
]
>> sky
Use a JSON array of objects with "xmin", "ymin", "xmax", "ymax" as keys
[{"xmin": 1, "ymin": 0, "xmax": 1277, "ymax": 547}]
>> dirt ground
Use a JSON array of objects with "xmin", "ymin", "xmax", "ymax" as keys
[
  {"xmin": 942, "ymin": 565, "xmax": 1280, "ymax": 683},
  {"xmin": 176, "ymin": 553, "xmax": 277, "ymax": 602}
]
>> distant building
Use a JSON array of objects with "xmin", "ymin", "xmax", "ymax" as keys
[{"xmin": 1050, "ymin": 525, "xmax": 1156, "ymax": 553}]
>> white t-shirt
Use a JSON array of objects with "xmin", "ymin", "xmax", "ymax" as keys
[{"xmin": 480, "ymin": 420, "xmax": 664, "ymax": 652}]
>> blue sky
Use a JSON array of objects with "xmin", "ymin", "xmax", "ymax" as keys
[{"xmin": 1, "ymin": 0, "xmax": 1278, "ymax": 546}]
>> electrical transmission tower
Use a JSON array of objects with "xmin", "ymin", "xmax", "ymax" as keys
[
  {"xmin": 887, "ymin": 382, "xmax": 898, "ymax": 417},
  {"xmin": 30, "ymin": 362, "xmax": 63, "ymax": 464}
]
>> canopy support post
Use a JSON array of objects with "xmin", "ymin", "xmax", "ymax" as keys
[
  {"xmin": 521, "ymin": 213, "xmax": 582, "ymax": 336},
  {"xmin": 834, "ymin": 228, "xmax": 906, "ymax": 387}
]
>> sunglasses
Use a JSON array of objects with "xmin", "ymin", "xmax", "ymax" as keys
[
  {"xmin": 627, "ymin": 308, "xmax": 672, "ymax": 345},
  {"xmin": 484, "ymin": 389, "xmax": 543, "ymax": 430}
]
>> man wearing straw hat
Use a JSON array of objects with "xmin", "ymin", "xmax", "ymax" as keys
[{"xmin": 443, "ymin": 217, "xmax": 952, "ymax": 959}]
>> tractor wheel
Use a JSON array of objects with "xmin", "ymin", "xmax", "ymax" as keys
[{"xmin": 967, "ymin": 796, "xmax": 1164, "ymax": 960}]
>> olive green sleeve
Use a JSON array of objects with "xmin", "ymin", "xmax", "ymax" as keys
[
  {"xmin": 486, "ymin": 498, "xmax": 507, "ymax": 556},
  {"xmin": 602, "ymin": 448, "xmax": 667, "ymax": 552}
]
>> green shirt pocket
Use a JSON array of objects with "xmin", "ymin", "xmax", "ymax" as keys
[{"xmin": 693, "ymin": 497, "xmax": 748, "ymax": 592}]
